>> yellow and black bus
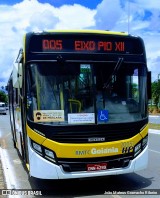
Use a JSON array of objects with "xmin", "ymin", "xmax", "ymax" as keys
[{"xmin": 8, "ymin": 30, "xmax": 151, "ymax": 179}]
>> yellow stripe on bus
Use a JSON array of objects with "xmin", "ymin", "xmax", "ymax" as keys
[
  {"xmin": 140, "ymin": 124, "xmax": 148, "ymax": 138},
  {"xmin": 46, "ymin": 29, "xmax": 128, "ymax": 36},
  {"xmin": 27, "ymin": 125, "xmax": 46, "ymax": 144},
  {"xmin": 42, "ymin": 133, "xmax": 142, "ymax": 158},
  {"xmin": 27, "ymin": 123, "xmax": 148, "ymax": 158}
]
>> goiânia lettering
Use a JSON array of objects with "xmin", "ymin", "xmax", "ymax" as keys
[{"xmin": 75, "ymin": 147, "xmax": 118, "ymax": 155}]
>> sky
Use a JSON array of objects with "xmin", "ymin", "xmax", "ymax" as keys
[{"xmin": 0, "ymin": 0, "xmax": 160, "ymax": 87}]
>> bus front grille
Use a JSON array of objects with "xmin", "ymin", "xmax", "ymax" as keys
[
  {"xmin": 58, "ymin": 155, "xmax": 133, "ymax": 172},
  {"xmin": 50, "ymin": 119, "xmax": 147, "ymax": 143},
  {"xmin": 28, "ymin": 118, "xmax": 148, "ymax": 143}
]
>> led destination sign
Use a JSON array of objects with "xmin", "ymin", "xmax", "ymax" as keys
[
  {"xmin": 42, "ymin": 39, "xmax": 125, "ymax": 52},
  {"xmin": 29, "ymin": 34, "xmax": 143, "ymax": 54}
]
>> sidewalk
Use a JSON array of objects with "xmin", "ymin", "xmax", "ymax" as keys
[
  {"xmin": 0, "ymin": 156, "xmax": 6, "ymax": 189},
  {"xmin": 149, "ymin": 128, "xmax": 160, "ymax": 134}
]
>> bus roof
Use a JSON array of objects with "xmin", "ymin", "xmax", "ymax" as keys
[
  {"xmin": 22, "ymin": 29, "xmax": 145, "ymax": 63},
  {"xmin": 25, "ymin": 29, "xmax": 128, "ymax": 36},
  {"xmin": 45, "ymin": 29, "xmax": 128, "ymax": 36}
]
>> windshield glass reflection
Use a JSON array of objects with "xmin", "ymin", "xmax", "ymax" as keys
[{"xmin": 27, "ymin": 62, "xmax": 147, "ymax": 125}]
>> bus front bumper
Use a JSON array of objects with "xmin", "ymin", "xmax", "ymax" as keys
[{"xmin": 28, "ymin": 145, "xmax": 148, "ymax": 179}]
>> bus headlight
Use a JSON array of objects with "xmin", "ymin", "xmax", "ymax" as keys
[
  {"xmin": 44, "ymin": 149, "xmax": 56, "ymax": 162},
  {"xmin": 134, "ymin": 143, "xmax": 141, "ymax": 157},
  {"xmin": 142, "ymin": 135, "xmax": 148, "ymax": 148},
  {"xmin": 32, "ymin": 142, "xmax": 42, "ymax": 153},
  {"xmin": 134, "ymin": 135, "xmax": 148, "ymax": 157},
  {"xmin": 31, "ymin": 139, "xmax": 57, "ymax": 163}
]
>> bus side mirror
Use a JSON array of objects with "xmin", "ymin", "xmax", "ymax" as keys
[{"xmin": 147, "ymin": 71, "xmax": 151, "ymax": 100}]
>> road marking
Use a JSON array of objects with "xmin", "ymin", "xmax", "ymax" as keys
[
  {"xmin": 0, "ymin": 148, "xmax": 16, "ymax": 189},
  {"xmin": 149, "ymin": 115, "xmax": 159, "ymax": 117},
  {"xmin": 149, "ymin": 129, "xmax": 160, "ymax": 135},
  {"xmin": 148, "ymin": 149, "xmax": 160, "ymax": 154},
  {"xmin": 0, "ymin": 148, "xmax": 19, "ymax": 198}
]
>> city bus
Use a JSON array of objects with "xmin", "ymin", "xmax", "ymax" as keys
[{"xmin": 8, "ymin": 30, "xmax": 151, "ymax": 179}]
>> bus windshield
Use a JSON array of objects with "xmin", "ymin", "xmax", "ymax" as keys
[{"xmin": 27, "ymin": 61, "xmax": 147, "ymax": 125}]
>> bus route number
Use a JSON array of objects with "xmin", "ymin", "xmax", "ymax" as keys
[
  {"xmin": 42, "ymin": 39, "xmax": 125, "ymax": 52},
  {"xmin": 43, "ymin": 39, "xmax": 63, "ymax": 50}
]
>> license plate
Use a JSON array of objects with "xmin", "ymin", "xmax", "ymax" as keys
[{"xmin": 87, "ymin": 163, "xmax": 107, "ymax": 171}]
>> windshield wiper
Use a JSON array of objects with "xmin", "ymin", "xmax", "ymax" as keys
[{"xmin": 103, "ymin": 57, "xmax": 124, "ymax": 89}]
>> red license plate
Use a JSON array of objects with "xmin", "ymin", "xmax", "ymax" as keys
[{"xmin": 87, "ymin": 163, "xmax": 107, "ymax": 171}]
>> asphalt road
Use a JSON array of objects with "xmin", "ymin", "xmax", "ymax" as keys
[{"xmin": 0, "ymin": 113, "xmax": 160, "ymax": 198}]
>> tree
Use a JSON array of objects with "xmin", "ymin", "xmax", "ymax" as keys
[
  {"xmin": 0, "ymin": 91, "xmax": 8, "ymax": 103},
  {"xmin": 151, "ymin": 80, "xmax": 160, "ymax": 108}
]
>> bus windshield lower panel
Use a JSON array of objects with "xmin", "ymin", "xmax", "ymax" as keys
[{"xmin": 27, "ymin": 61, "xmax": 147, "ymax": 125}]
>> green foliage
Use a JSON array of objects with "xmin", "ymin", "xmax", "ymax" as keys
[
  {"xmin": 151, "ymin": 80, "xmax": 160, "ymax": 108},
  {"xmin": 0, "ymin": 91, "xmax": 8, "ymax": 103},
  {"xmin": 149, "ymin": 123, "xmax": 160, "ymax": 130},
  {"xmin": 132, "ymin": 83, "xmax": 138, "ymax": 98}
]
